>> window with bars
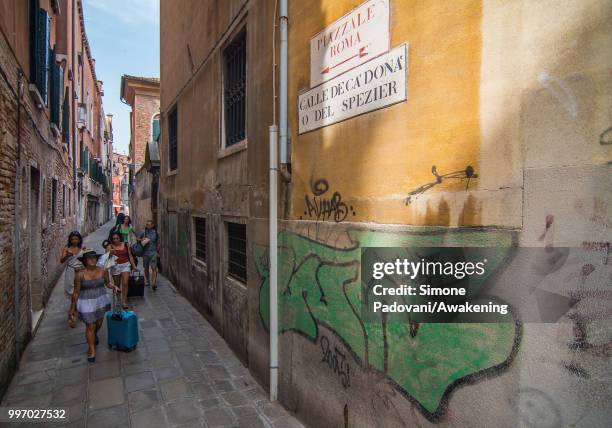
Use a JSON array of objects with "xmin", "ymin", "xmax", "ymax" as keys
[
  {"xmin": 193, "ymin": 217, "xmax": 207, "ymax": 263},
  {"xmin": 223, "ymin": 30, "xmax": 246, "ymax": 147},
  {"xmin": 227, "ymin": 222, "xmax": 247, "ymax": 283},
  {"xmin": 168, "ymin": 107, "xmax": 178, "ymax": 171},
  {"xmin": 41, "ymin": 178, "xmax": 47, "ymax": 226},
  {"xmin": 51, "ymin": 179, "xmax": 57, "ymax": 223}
]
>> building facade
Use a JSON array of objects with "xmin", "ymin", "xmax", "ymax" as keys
[
  {"xmin": 100, "ymin": 113, "xmax": 114, "ymax": 222},
  {"xmin": 120, "ymin": 74, "xmax": 160, "ymax": 229},
  {"xmin": 112, "ymin": 152, "xmax": 130, "ymax": 216},
  {"xmin": 73, "ymin": 1, "xmax": 108, "ymax": 235},
  {"xmin": 158, "ymin": 1, "xmax": 610, "ymax": 426},
  {"xmin": 0, "ymin": 0, "xmax": 108, "ymax": 397}
]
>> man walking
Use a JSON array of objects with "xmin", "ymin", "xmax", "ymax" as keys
[{"xmin": 137, "ymin": 220, "xmax": 160, "ymax": 290}]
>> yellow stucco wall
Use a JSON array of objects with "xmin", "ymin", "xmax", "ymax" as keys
[{"xmin": 289, "ymin": 0, "xmax": 483, "ymax": 226}]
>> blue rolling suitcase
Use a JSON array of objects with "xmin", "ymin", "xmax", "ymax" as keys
[{"xmin": 106, "ymin": 293, "xmax": 139, "ymax": 351}]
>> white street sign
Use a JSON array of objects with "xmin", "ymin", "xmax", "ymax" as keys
[
  {"xmin": 299, "ymin": 44, "xmax": 407, "ymax": 134},
  {"xmin": 310, "ymin": 0, "xmax": 390, "ymax": 87}
]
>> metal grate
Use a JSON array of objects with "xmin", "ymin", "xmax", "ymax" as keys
[
  {"xmin": 194, "ymin": 217, "xmax": 206, "ymax": 263},
  {"xmin": 169, "ymin": 107, "xmax": 178, "ymax": 171},
  {"xmin": 227, "ymin": 222, "xmax": 247, "ymax": 283},
  {"xmin": 51, "ymin": 179, "xmax": 57, "ymax": 223},
  {"xmin": 223, "ymin": 31, "xmax": 246, "ymax": 147}
]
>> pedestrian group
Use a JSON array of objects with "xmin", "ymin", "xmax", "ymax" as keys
[{"xmin": 62, "ymin": 214, "xmax": 160, "ymax": 361}]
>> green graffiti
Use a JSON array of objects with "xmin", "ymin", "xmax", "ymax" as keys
[{"xmin": 255, "ymin": 229, "xmax": 520, "ymax": 420}]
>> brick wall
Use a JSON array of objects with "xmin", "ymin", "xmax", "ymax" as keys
[
  {"xmin": 132, "ymin": 93, "xmax": 160, "ymax": 171},
  {"xmin": 0, "ymin": 29, "xmax": 76, "ymax": 399}
]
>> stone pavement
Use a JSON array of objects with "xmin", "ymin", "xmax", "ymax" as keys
[{"xmin": 1, "ymin": 221, "xmax": 303, "ymax": 428}]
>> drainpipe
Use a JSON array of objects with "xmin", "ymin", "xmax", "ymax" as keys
[
  {"xmin": 279, "ymin": 0, "xmax": 290, "ymax": 181},
  {"xmin": 14, "ymin": 70, "xmax": 24, "ymax": 367},
  {"xmin": 270, "ymin": 0, "xmax": 288, "ymax": 402},
  {"xmin": 268, "ymin": 125, "xmax": 278, "ymax": 402}
]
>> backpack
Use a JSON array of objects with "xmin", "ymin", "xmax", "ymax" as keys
[{"xmin": 131, "ymin": 241, "xmax": 145, "ymax": 257}]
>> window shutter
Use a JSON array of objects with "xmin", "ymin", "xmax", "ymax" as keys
[
  {"xmin": 35, "ymin": 8, "xmax": 50, "ymax": 103},
  {"xmin": 57, "ymin": 62, "xmax": 64, "ymax": 120},
  {"xmin": 152, "ymin": 119, "xmax": 160, "ymax": 142},
  {"xmin": 50, "ymin": 49, "xmax": 61, "ymax": 125},
  {"xmin": 62, "ymin": 87, "xmax": 70, "ymax": 142}
]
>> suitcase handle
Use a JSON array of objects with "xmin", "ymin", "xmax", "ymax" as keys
[{"xmin": 111, "ymin": 291, "xmax": 123, "ymax": 320}]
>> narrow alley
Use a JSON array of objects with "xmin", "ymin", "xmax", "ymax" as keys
[
  {"xmin": 1, "ymin": 0, "xmax": 610, "ymax": 427},
  {"xmin": 1, "ymin": 222, "xmax": 303, "ymax": 428}
]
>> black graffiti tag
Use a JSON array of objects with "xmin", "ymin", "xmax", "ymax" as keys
[
  {"xmin": 404, "ymin": 165, "xmax": 477, "ymax": 205},
  {"xmin": 302, "ymin": 179, "xmax": 355, "ymax": 222},
  {"xmin": 321, "ymin": 335, "xmax": 351, "ymax": 388}
]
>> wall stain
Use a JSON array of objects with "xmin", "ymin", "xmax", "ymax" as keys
[{"xmin": 458, "ymin": 194, "xmax": 481, "ymax": 226}]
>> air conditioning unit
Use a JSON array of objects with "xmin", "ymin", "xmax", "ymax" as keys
[{"xmin": 77, "ymin": 103, "xmax": 87, "ymax": 129}]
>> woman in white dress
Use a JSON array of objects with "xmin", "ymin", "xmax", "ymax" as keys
[{"xmin": 61, "ymin": 231, "xmax": 84, "ymax": 296}]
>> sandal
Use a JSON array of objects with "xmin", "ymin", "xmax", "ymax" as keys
[{"xmin": 87, "ymin": 353, "xmax": 96, "ymax": 363}]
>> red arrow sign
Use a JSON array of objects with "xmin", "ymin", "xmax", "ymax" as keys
[{"xmin": 321, "ymin": 46, "xmax": 368, "ymax": 74}]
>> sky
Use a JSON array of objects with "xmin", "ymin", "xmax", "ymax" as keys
[{"xmin": 82, "ymin": 0, "xmax": 160, "ymax": 155}]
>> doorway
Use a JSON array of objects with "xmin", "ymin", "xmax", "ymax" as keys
[{"xmin": 29, "ymin": 166, "xmax": 43, "ymax": 328}]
